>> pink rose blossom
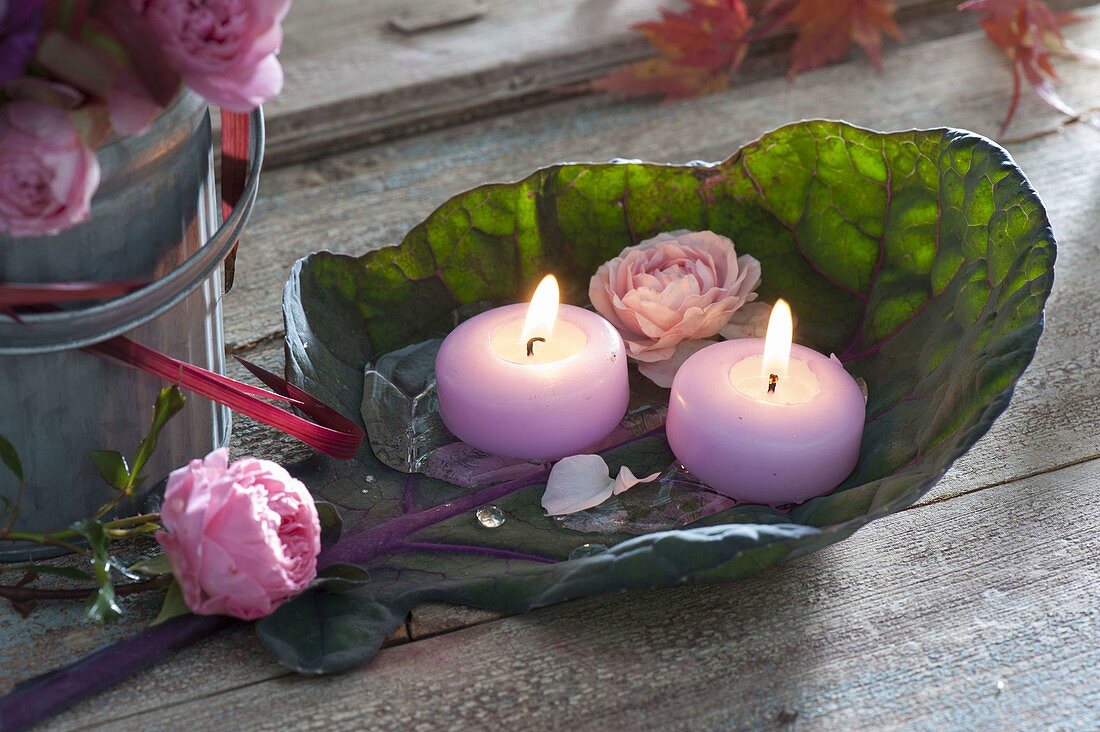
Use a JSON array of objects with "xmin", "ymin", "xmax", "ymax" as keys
[
  {"xmin": 132, "ymin": 0, "xmax": 290, "ymax": 112},
  {"xmin": 156, "ymin": 448, "xmax": 321, "ymax": 621},
  {"xmin": 636, "ymin": 302, "xmax": 774, "ymax": 388},
  {"xmin": 0, "ymin": 101, "xmax": 100, "ymax": 238},
  {"xmin": 589, "ymin": 230, "xmax": 762, "ymax": 364}
]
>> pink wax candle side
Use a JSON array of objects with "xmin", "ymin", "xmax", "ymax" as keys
[
  {"xmin": 436, "ymin": 303, "xmax": 630, "ymax": 461},
  {"xmin": 666, "ymin": 339, "xmax": 865, "ymax": 506}
]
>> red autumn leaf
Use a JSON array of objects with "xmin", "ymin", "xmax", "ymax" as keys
[
  {"xmin": 591, "ymin": 0, "xmax": 754, "ymax": 99},
  {"xmin": 766, "ymin": 0, "xmax": 904, "ymax": 77},
  {"xmin": 590, "ymin": 57, "xmax": 735, "ymax": 100},
  {"xmin": 959, "ymin": 0, "xmax": 1100, "ymax": 133}
]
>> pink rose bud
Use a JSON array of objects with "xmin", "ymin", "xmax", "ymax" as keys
[
  {"xmin": 157, "ymin": 448, "xmax": 321, "ymax": 621},
  {"xmin": 589, "ymin": 230, "xmax": 762, "ymax": 363},
  {"xmin": 132, "ymin": 0, "xmax": 290, "ymax": 112},
  {"xmin": 0, "ymin": 100, "xmax": 100, "ymax": 238}
]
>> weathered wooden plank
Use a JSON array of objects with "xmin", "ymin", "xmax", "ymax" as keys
[
  {"xmin": 264, "ymin": 0, "xmax": 660, "ymax": 165},
  {"xmin": 408, "ymin": 601, "xmax": 503, "ymax": 641},
  {"xmin": 263, "ymin": 0, "xmax": 1097, "ymax": 164},
  {"xmin": 45, "ymin": 455, "xmax": 1100, "ymax": 730},
  {"xmin": 0, "ymin": 557, "xmax": 165, "ymax": 696}
]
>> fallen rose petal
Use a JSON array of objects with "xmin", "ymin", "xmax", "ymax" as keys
[
  {"xmin": 542, "ymin": 455, "xmax": 614, "ymax": 516},
  {"xmin": 611, "ymin": 465, "xmax": 661, "ymax": 495},
  {"xmin": 543, "ymin": 455, "xmax": 661, "ymax": 515}
]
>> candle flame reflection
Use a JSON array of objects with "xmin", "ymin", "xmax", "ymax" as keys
[
  {"xmin": 761, "ymin": 299, "xmax": 793, "ymax": 380},
  {"xmin": 521, "ymin": 275, "xmax": 560, "ymax": 348}
]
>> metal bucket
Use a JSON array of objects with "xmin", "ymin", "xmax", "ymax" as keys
[{"xmin": 0, "ymin": 92, "xmax": 264, "ymax": 560}]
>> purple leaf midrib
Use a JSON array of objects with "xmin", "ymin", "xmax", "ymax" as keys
[
  {"xmin": 319, "ymin": 426, "xmax": 666, "ymax": 568},
  {"xmin": 318, "ymin": 467, "xmax": 552, "ymax": 568}
]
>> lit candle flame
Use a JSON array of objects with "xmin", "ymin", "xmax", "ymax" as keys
[
  {"xmin": 521, "ymin": 275, "xmax": 560, "ymax": 350},
  {"xmin": 761, "ymin": 298, "xmax": 793, "ymax": 382}
]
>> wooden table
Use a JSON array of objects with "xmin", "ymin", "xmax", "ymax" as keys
[{"xmin": 4, "ymin": 1, "xmax": 1099, "ymax": 728}]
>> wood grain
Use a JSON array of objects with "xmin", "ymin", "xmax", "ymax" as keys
[
  {"xmin": 263, "ymin": 0, "xmax": 1098, "ymax": 165},
  {"xmin": 263, "ymin": 0, "xmax": 661, "ymax": 165},
  {"xmin": 44, "ymin": 455, "xmax": 1100, "ymax": 730}
]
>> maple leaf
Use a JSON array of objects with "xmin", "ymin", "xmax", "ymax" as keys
[
  {"xmin": 959, "ymin": 0, "xmax": 1100, "ymax": 133},
  {"xmin": 767, "ymin": 0, "xmax": 904, "ymax": 77},
  {"xmin": 590, "ymin": 57, "xmax": 734, "ymax": 100},
  {"xmin": 590, "ymin": 0, "xmax": 754, "ymax": 100}
]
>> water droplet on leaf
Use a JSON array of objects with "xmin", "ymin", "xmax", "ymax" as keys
[
  {"xmin": 476, "ymin": 505, "xmax": 505, "ymax": 528},
  {"xmin": 569, "ymin": 543, "xmax": 608, "ymax": 560}
]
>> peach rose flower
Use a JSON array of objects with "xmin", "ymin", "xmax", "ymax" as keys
[{"xmin": 589, "ymin": 230, "xmax": 762, "ymax": 384}]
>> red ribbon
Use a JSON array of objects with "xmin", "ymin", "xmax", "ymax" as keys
[
  {"xmin": 87, "ymin": 335, "xmax": 364, "ymax": 460},
  {"xmin": 0, "ymin": 280, "xmax": 149, "ymax": 321}
]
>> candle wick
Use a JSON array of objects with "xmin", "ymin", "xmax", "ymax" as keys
[
  {"xmin": 526, "ymin": 337, "xmax": 546, "ymax": 357},
  {"xmin": 768, "ymin": 373, "xmax": 779, "ymax": 394}
]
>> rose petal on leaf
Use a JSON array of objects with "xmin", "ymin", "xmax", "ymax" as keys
[
  {"xmin": 542, "ymin": 455, "xmax": 615, "ymax": 515},
  {"xmin": 611, "ymin": 466, "xmax": 662, "ymax": 495},
  {"xmin": 543, "ymin": 455, "xmax": 661, "ymax": 514}
]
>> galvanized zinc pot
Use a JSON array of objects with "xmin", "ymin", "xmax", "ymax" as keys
[{"xmin": 0, "ymin": 91, "xmax": 264, "ymax": 560}]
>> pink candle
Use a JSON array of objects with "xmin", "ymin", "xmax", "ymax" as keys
[
  {"xmin": 436, "ymin": 276, "xmax": 629, "ymax": 461},
  {"xmin": 666, "ymin": 300, "xmax": 865, "ymax": 506}
]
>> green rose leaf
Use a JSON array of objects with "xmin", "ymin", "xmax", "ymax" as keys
[
  {"xmin": 273, "ymin": 121, "xmax": 1054, "ymax": 673},
  {"xmin": 89, "ymin": 451, "xmax": 130, "ymax": 491},
  {"xmin": 128, "ymin": 386, "xmax": 186, "ymax": 490},
  {"xmin": 0, "ymin": 434, "xmax": 23, "ymax": 483},
  {"xmin": 151, "ymin": 580, "xmax": 190, "ymax": 626},
  {"xmin": 71, "ymin": 520, "xmax": 123, "ymax": 624},
  {"xmin": 128, "ymin": 553, "xmax": 174, "ymax": 578},
  {"xmin": 314, "ymin": 500, "xmax": 343, "ymax": 548}
]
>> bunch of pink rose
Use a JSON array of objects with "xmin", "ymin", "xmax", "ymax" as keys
[{"xmin": 0, "ymin": 0, "xmax": 291, "ymax": 238}]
